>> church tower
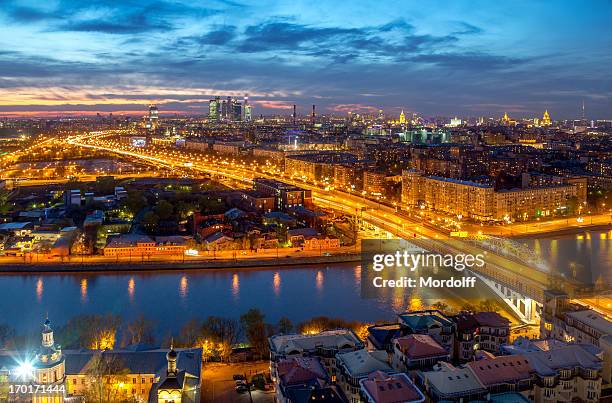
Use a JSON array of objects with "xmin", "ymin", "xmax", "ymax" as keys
[
  {"xmin": 157, "ymin": 341, "xmax": 183, "ymax": 403},
  {"xmin": 167, "ymin": 341, "xmax": 178, "ymax": 377},
  {"xmin": 32, "ymin": 316, "xmax": 66, "ymax": 402}
]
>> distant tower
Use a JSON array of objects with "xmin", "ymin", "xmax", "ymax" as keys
[
  {"xmin": 541, "ymin": 110, "xmax": 552, "ymax": 126},
  {"xmin": 311, "ymin": 104, "xmax": 316, "ymax": 124},
  {"xmin": 209, "ymin": 97, "xmax": 220, "ymax": 121},
  {"xmin": 148, "ymin": 104, "xmax": 159, "ymax": 130},
  {"xmin": 502, "ymin": 112, "xmax": 510, "ymax": 125},
  {"xmin": 582, "ymin": 100, "xmax": 586, "ymax": 120},
  {"xmin": 399, "ymin": 110, "xmax": 406, "ymax": 124},
  {"xmin": 243, "ymin": 94, "xmax": 252, "ymax": 122},
  {"xmin": 293, "ymin": 104, "xmax": 297, "ymax": 125}
]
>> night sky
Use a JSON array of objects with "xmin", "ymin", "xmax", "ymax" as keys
[{"xmin": 0, "ymin": 0, "xmax": 610, "ymax": 118}]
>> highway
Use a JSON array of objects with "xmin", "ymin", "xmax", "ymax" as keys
[{"xmin": 62, "ymin": 132, "xmax": 592, "ymax": 303}]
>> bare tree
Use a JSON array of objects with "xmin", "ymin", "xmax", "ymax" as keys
[
  {"xmin": 124, "ymin": 315, "xmax": 156, "ymax": 346},
  {"xmin": 82, "ymin": 353, "xmax": 133, "ymax": 403}
]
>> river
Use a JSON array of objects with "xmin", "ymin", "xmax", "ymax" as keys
[{"xmin": 1, "ymin": 230, "xmax": 609, "ymax": 337}]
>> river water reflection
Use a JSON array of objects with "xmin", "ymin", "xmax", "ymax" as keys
[
  {"xmin": 2, "ymin": 263, "xmax": 501, "ymax": 335},
  {"xmin": 2, "ymin": 230, "xmax": 609, "ymax": 336}
]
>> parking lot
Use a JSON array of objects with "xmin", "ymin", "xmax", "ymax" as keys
[{"xmin": 202, "ymin": 361, "xmax": 275, "ymax": 403}]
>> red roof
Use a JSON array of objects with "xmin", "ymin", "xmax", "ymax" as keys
[
  {"xmin": 361, "ymin": 371, "xmax": 424, "ymax": 403},
  {"xmin": 473, "ymin": 312, "xmax": 511, "ymax": 328},
  {"xmin": 467, "ymin": 355, "xmax": 533, "ymax": 386},
  {"xmin": 394, "ymin": 334, "xmax": 447, "ymax": 359},
  {"xmin": 277, "ymin": 357, "xmax": 327, "ymax": 386}
]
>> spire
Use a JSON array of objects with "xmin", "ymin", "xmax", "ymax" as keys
[{"xmin": 542, "ymin": 110, "xmax": 551, "ymax": 126}]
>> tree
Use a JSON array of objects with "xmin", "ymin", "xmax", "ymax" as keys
[
  {"xmin": 123, "ymin": 315, "xmax": 155, "ymax": 346},
  {"xmin": 94, "ymin": 176, "xmax": 117, "ymax": 195},
  {"xmin": 82, "ymin": 353, "xmax": 132, "ymax": 403},
  {"xmin": 58, "ymin": 314, "xmax": 120, "ymax": 349},
  {"xmin": 240, "ymin": 309, "xmax": 269, "ymax": 357},
  {"xmin": 179, "ymin": 319, "xmax": 201, "ymax": 347},
  {"xmin": 566, "ymin": 196, "xmax": 578, "ymax": 215},
  {"xmin": 0, "ymin": 189, "xmax": 12, "ymax": 214},
  {"xmin": 202, "ymin": 316, "xmax": 241, "ymax": 362},
  {"xmin": 0, "ymin": 323, "xmax": 14, "ymax": 348},
  {"xmin": 478, "ymin": 299, "xmax": 500, "ymax": 313},
  {"xmin": 155, "ymin": 200, "xmax": 174, "ymax": 220},
  {"xmin": 277, "ymin": 317, "xmax": 293, "ymax": 334},
  {"xmin": 459, "ymin": 303, "xmax": 478, "ymax": 312},
  {"xmin": 123, "ymin": 191, "xmax": 146, "ymax": 216},
  {"xmin": 141, "ymin": 212, "xmax": 159, "ymax": 233},
  {"xmin": 202, "ymin": 316, "xmax": 240, "ymax": 346},
  {"xmin": 431, "ymin": 301, "xmax": 450, "ymax": 314}
]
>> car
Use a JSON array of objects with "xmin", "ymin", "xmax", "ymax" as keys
[
  {"xmin": 235, "ymin": 384, "xmax": 249, "ymax": 393},
  {"xmin": 233, "ymin": 374, "xmax": 245, "ymax": 381}
]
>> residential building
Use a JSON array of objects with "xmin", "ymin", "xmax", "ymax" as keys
[
  {"xmin": 359, "ymin": 371, "xmax": 425, "ymax": 403},
  {"xmin": 402, "ymin": 171, "xmax": 581, "ymax": 221},
  {"xmin": 269, "ymin": 330, "xmax": 364, "ymax": 384},
  {"xmin": 275, "ymin": 356, "xmax": 344, "ymax": 403},
  {"xmin": 416, "ymin": 362, "xmax": 488, "ymax": 402},
  {"xmin": 336, "ymin": 349, "xmax": 396, "ymax": 403},
  {"xmin": 366, "ymin": 323, "xmax": 403, "ymax": 353},
  {"xmin": 253, "ymin": 178, "xmax": 311, "ymax": 210},
  {"xmin": 466, "ymin": 354, "xmax": 534, "ymax": 395},
  {"xmin": 397, "ymin": 310, "xmax": 455, "ymax": 356},
  {"xmin": 501, "ymin": 337, "xmax": 604, "ymax": 401},
  {"xmin": 363, "ymin": 171, "xmax": 387, "ymax": 196},
  {"xmin": 453, "ymin": 311, "xmax": 510, "ymax": 361},
  {"xmin": 240, "ymin": 190, "xmax": 276, "ymax": 213},
  {"xmin": 391, "ymin": 334, "xmax": 449, "ymax": 373},
  {"xmin": 541, "ymin": 291, "xmax": 612, "ymax": 347},
  {"xmin": 103, "ymin": 234, "xmax": 190, "ymax": 257}
]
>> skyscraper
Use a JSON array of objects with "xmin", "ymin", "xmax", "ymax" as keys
[
  {"xmin": 244, "ymin": 95, "xmax": 252, "ymax": 122},
  {"xmin": 221, "ymin": 96, "xmax": 231, "ymax": 120},
  {"xmin": 209, "ymin": 97, "xmax": 220, "ymax": 121},
  {"xmin": 232, "ymin": 99, "xmax": 242, "ymax": 121},
  {"xmin": 147, "ymin": 104, "xmax": 158, "ymax": 130}
]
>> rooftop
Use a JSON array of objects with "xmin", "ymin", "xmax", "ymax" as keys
[
  {"xmin": 565, "ymin": 309, "xmax": 612, "ymax": 336},
  {"xmin": 337, "ymin": 349, "xmax": 393, "ymax": 378},
  {"xmin": 398, "ymin": 310, "xmax": 453, "ymax": 331},
  {"xmin": 418, "ymin": 362, "xmax": 486, "ymax": 397},
  {"xmin": 394, "ymin": 334, "xmax": 447, "ymax": 359},
  {"xmin": 269, "ymin": 330, "xmax": 362, "ymax": 356},
  {"xmin": 360, "ymin": 371, "xmax": 425, "ymax": 403},
  {"xmin": 527, "ymin": 345, "xmax": 602, "ymax": 377},
  {"xmin": 277, "ymin": 356, "xmax": 328, "ymax": 386},
  {"xmin": 467, "ymin": 355, "xmax": 533, "ymax": 387}
]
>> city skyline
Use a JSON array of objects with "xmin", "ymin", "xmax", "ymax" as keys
[{"xmin": 0, "ymin": 0, "xmax": 611, "ymax": 118}]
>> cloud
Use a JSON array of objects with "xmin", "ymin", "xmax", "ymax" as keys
[
  {"xmin": 408, "ymin": 52, "xmax": 528, "ymax": 70},
  {"xmin": 252, "ymin": 100, "xmax": 294, "ymax": 109},
  {"xmin": 197, "ymin": 26, "xmax": 237, "ymax": 45},
  {"xmin": 330, "ymin": 104, "xmax": 379, "ymax": 114},
  {"xmin": 57, "ymin": 14, "xmax": 173, "ymax": 34}
]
